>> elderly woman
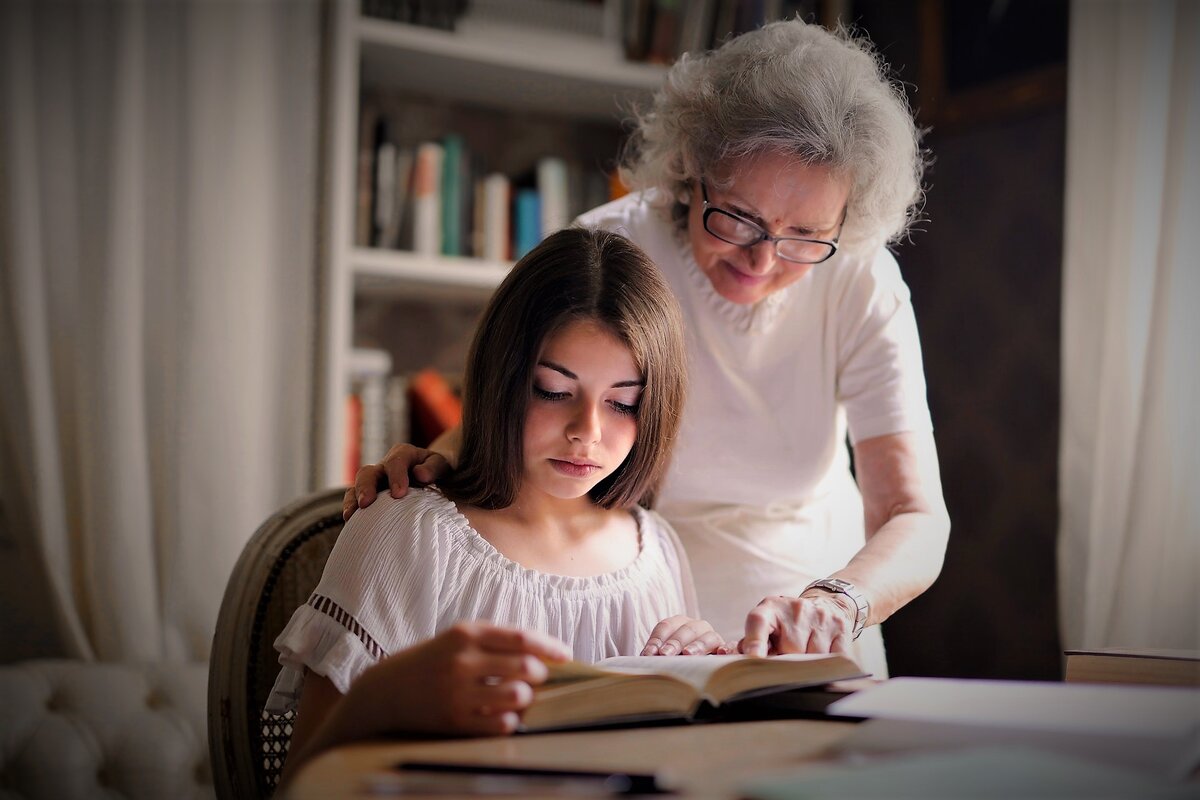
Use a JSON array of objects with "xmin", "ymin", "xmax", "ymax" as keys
[{"xmin": 347, "ymin": 19, "xmax": 949, "ymax": 677}]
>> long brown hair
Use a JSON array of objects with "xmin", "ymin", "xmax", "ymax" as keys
[{"xmin": 442, "ymin": 227, "xmax": 686, "ymax": 510}]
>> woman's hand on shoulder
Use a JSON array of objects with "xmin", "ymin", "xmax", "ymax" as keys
[
  {"xmin": 641, "ymin": 616, "xmax": 724, "ymax": 656},
  {"xmin": 342, "ymin": 443, "xmax": 452, "ymax": 521},
  {"xmin": 736, "ymin": 593, "xmax": 856, "ymax": 657},
  {"xmin": 365, "ymin": 622, "xmax": 572, "ymax": 736}
]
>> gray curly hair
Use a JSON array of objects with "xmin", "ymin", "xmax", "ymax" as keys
[{"xmin": 620, "ymin": 19, "xmax": 926, "ymax": 255}]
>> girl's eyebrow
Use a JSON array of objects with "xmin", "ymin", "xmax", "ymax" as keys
[{"xmin": 537, "ymin": 360, "xmax": 644, "ymax": 388}]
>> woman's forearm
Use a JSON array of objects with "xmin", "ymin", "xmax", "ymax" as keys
[
  {"xmin": 833, "ymin": 508, "xmax": 949, "ymax": 625},
  {"xmin": 841, "ymin": 430, "xmax": 951, "ymax": 625}
]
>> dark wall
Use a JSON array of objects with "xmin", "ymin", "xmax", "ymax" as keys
[
  {"xmin": 884, "ymin": 109, "xmax": 1065, "ymax": 680},
  {"xmin": 855, "ymin": 1, "xmax": 1067, "ymax": 679}
]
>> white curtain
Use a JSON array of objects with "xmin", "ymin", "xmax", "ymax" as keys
[
  {"xmin": 1059, "ymin": 0, "xmax": 1200, "ymax": 650},
  {"xmin": 0, "ymin": 0, "xmax": 320, "ymax": 662}
]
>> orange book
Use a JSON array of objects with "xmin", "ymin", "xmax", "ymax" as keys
[
  {"xmin": 408, "ymin": 368, "xmax": 463, "ymax": 446},
  {"xmin": 344, "ymin": 393, "xmax": 363, "ymax": 485},
  {"xmin": 609, "ymin": 171, "xmax": 630, "ymax": 201}
]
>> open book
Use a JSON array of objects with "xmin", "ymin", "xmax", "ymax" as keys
[{"xmin": 521, "ymin": 653, "xmax": 867, "ymax": 732}]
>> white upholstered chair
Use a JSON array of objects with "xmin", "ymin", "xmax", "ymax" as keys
[{"xmin": 0, "ymin": 659, "xmax": 213, "ymax": 800}]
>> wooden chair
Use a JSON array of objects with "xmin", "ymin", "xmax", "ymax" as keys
[{"xmin": 208, "ymin": 488, "xmax": 346, "ymax": 799}]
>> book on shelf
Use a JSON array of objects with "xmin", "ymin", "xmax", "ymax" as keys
[
  {"xmin": 1064, "ymin": 647, "xmax": 1200, "ymax": 687},
  {"xmin": 440, "ymin": 134, "xmax": 465, "ymax": 257},
  {"xmin": 536, "ymin": 156, "xmax": 569, "ymax": 239},
  {"xmin": 356, "ymin": 102, "xmax": 380, "ymax": 247},
  {"xmin": 513, "ymin": 188, "xmax": 541, "ymax": 259},
  {"xmin": 385, "ymin": 374, "xmax": 411, "ymax": 452},
  {"xmin": 348, "ymin": 348, "xmax": 394, "ymax": 469},
  {"xmin": 343, "ymin": 394, "xmax": 363, "ymax": 486},
  {"xmin": 412, "ymin": 142, "xmax": 445, "ymax": 256},
  {"xmin": 521, "ymin": 653, "xmax": 867, "ymax": 732},
  {"xmin": 408, "ymin": 368, "xmax": 462, "ymax": 447},
  {"xmin": 477, "ymin": 172, "xmax": 511, "ymax": 262}
]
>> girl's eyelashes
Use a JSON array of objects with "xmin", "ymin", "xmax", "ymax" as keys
[
  {"xmin": 610, "ymin": 401, "xmax": 639, "ymax": 417},
  {"xmin": 532, "ymin": 386, "xmax": 640, "ymax": 416},
  {"xmin": 533, "ymin": 387, "xmax": 569, "ymax": 401}
]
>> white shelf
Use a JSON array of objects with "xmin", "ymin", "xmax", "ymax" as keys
[
  {"xmin": 358, "ymin": 17, "xmax": 665, "ymax": 120},
  {"xmin": 351, "ymin": 248, "xmax": 511, "ymax": 296},
  {"xmin": 319, "ymin": 1, "xmax": 652, "ymax": 487}
]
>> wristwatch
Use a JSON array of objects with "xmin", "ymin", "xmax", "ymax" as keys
[{"xmin": 802, "ymin": 578, "xmax": 870, "ymax": 640}]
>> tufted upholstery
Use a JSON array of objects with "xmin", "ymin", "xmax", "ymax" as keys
[
  {"xmin": 0, "ymin": 660, "xmax": 213, "ymax": 800},
  {"xmin": 208, "ymin": 487, "xmax": 345, "ymax": 799}
]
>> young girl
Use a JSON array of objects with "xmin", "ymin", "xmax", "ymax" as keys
[{"xmin": 268, "ymin": 228, "xmax": 721, "ymax": 779}]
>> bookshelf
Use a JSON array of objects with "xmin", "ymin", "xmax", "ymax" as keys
[{"xmin": 318, "ymin": 0, "xmax": 665, "ymax": 487}]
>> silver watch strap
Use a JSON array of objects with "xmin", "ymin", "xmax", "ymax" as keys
[{"xmin": 802, "ymin": 577, "xmax": 869, "ymax": 640}]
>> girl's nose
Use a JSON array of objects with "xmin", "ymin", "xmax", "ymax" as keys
[{"xmin": 566, "ymin": 403, "xmax": 602, "ymax": 444}]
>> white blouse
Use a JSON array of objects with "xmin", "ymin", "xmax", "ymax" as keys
[
  {"xmin": 577, "ymin": 192, "xmax": 934, "ymax": 679},
  {"xmin": 266, "ymin": 488, "xmax": 699, "ymax": 712}
]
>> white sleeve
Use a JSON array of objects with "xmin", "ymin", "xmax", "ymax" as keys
[
  {"xmin": 835, "ymin": 250, "xmax": 934, "ymax": 444},
  {"xmin": 265, "ymin": 492, "xmax": 446, "ymax": 711},
  {"xmin": 647, "ymin": 509, "xmax": 702, "ymax": 619}
]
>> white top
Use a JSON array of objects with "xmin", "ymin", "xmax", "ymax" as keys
[
  {"xmin": 577, "ymin": 192, "xmax": 934, "ymax": 678},
  {"xmin": 266, "ymin": 488, "xmax": 699, "ymax": 711}
]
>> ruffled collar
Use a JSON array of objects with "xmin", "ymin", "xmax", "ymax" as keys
[
  {"xmin": 673, "ymin": 227, "xmax": 798, "ymax": 335},
  {"xmin": 433, "ymin": 490, "xmax": 659, "ymax": 595}
]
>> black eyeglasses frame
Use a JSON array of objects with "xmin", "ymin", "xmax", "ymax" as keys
[{"xmin": 699, "ymin": 179, "xmax": 845, "ymax": 265}]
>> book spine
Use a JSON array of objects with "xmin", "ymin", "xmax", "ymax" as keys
[
  {"xmin": 355, "ymin": 102, "xmax": 380, "ymax": 247},
  {"xmin": 373, "ymin": 141, "xmax": 397, "ymax": 248},
  {"xmin": 481, "ymin": 172, "xmax": 511, "ymax": 263},
  {"xmin": 536, "ymin": 156, "xmax": 570, "ymax": 238},
  {"xmin": 348, "ymin": 348, "xmax": 394, "ymax": 468},
  {"xmin": 408, "ymin": 368, "xmax": 462, "ymax": 446},
  {"xmin": 441, "ymin": 134, "xmax": 464, "ymax": 256},
  {"xmin": 343, "ymin": 393, "xmax": 362, "ymax": 486},
  {"xmin": 513, "ymin": 189, "xmax": 541, "ymax": 259},
  {"xmin": 412, "ymin": 141, "xmax": 444, "ymax": 256}
]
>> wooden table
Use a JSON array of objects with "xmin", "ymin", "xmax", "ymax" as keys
[{"xmin": 287, "ymin": 719, "xmax": 857, "ymax": 799}]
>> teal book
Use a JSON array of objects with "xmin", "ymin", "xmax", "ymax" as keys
[
  {"xmin": 440, "ymin": 134, "xmax": 464, "ymax": 257},
  {"xmin": 513, "ymin": 189, "xmax": 541, "ymax": 259}
]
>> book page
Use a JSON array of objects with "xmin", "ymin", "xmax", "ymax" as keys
[
  {"xmin": 596, "ymin": 655, "xmax": 743, "ymax": 691},
  {"xmin": 596, "ymin": 654, "xmax": 846, "ymax": 694}
]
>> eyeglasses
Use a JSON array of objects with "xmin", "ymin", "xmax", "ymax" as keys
[{"xmin": 699, "ymin": 180, "xmax": 845, "ymax": 265}]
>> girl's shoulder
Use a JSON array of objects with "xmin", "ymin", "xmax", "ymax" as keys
[
  {"xmin": 628, "ymin": 505, "xmax": 683, "ymax": 557},
  {"xmin": 334, "ymin": 487, "xmax": 465, "ymax": 557}
]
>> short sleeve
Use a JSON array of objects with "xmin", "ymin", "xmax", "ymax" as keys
[
  {"xmin": 835, "ymin": 250, "xmax": 933, "ymax": 444},
  {"xmin": 265, "ymin": 491, "xmax": 447, "ymax": 712},
  {"xmin": 642, "ymin": 508, "xmax": 701, "ymax": 619}
]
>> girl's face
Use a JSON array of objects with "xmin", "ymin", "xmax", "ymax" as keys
[
  {"xmin": 686, "ymin": 151, "xmax": 850, "ymax": 306},
  {"xmin": 522, "ymin": 318, "xmax": 642, "ymax": 502}
]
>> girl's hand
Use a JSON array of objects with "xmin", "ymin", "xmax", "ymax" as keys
[
  {"xmin": 343, "ymin": 443, "xmax": 452, "ymax": 520},
  {"xmin": 364, "ymin": 622, "xmax": 572, "ymax": 736},
  {"xmin": 640, "ymin": 616, "xmax": 724, "ymax": 656},
  {"xmin": 736, "ymin": 593, "xmax": 856, "ymax": 657}
]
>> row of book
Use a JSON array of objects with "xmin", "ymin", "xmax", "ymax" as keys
[
  {"xmin": 624, "ymin": 0, "xmax": 821, "ymax": 64},
  {"xmin": 357, "ymin": 115, "xmax": 617, "ymax": 262},
  {"xmin": 344, "ymin": 350, "xmax": 464, "ymax": 485},
  {"xmin": 360, "ymin": 0, "xmax": 469, "ymax": 30}
]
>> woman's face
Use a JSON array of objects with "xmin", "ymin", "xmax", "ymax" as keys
[
  {"xmin": 522, "ymin": 319, "xmax": 642, "ymax": 502},
  {"xmin": 687, "ymin": 152, "xmax": 851, "ymax": 305}
]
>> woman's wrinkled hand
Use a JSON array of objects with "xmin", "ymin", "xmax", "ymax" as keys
[
  {"xmin": 735, "ymin": 593, "xmax": 856, "ymax": 657},
  {"xmin": 342, "ymin": 443, "xmax": 452, "ymax": 520},
  {"xmin": 640, "ymin": 616, "xmax": 724, "ymax": 656}
]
